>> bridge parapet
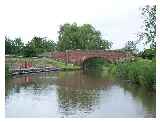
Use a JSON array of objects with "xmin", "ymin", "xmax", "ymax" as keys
[{"xmin": 51, "ymin": 50, "xmax": 133, "ymax": 65}]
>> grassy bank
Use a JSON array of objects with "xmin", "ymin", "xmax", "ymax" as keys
[
  {"xmin": 106, "ymin": 58, "xmax": 156, "ymax": 90},
  {"xmin": 6, "ymin": 57, "xmax": 80, "ymax": 76}
]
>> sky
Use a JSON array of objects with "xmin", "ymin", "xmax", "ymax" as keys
[{"xmin": 0, "ymin": 0, "xmax": 156, "ymax": 50}]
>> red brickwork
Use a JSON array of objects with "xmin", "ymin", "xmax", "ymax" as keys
[{"xmin": 51, "ymin": 50, "xmax": 131, "ymax": 65}]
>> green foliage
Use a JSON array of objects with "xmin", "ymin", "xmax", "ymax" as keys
[
  {"xmin": 5, "ymin": 36, "xmax": 24, "ymax": 55},
  {"xmin": 5, "ymin": 23, "xmax": 112, "ymax": 57},
  {"xmin": 139, "ymin": 48, "xmax": 156, "ymax": 60},
  {"xmin": 109, "ymin": 58, "xmax": 156, "ymax": 90},
  {"xmin": 5, "ymin": 37, "xmax": 12, "ymax": 54},
  {"xmin": 57, "ymin": 23, "xmax": 112, "ymax": 51},
  {"xmin": 138, "ymin": 5, "xmax": 156, "ymax": 49},
  {"xmin": 83, "ymin": 58, "xmax": 107, "ymax": 70},
  {"xmin": 43, "ymin": 40, "xmax": 57, "ymax": 52},
  {"xmin": 24, "ymin": 37, "xmax": 57, "ymax": 57},
  {"xmin": 23, "ymin": 37, "xmax": 45, "ymax": 57},
  {"xmin": 23, "ymin": 44, "xmax": 36, "ymax": 57},
  {"xmin": 5, "ymin": 64, "xmax": 11, "ymax": 79},
  {"xmin": 122, "ymin": 40, "xmax": 139, "ymax": 54},
  {"xmin": 5, "ymin": 36, "xmax": 57, "ymax": 57}
]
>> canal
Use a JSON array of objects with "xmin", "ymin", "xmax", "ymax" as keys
[{"xmin": 5, "ymin": 70, "xmax": 156, "ymax": 117}]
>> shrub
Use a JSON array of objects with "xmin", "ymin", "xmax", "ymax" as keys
[
  {"xmin": 108, "ymin": 58, "xmax": 156, "ymax": 90},
  {"xmin": 140, "ymin": 49, "xmax": 155, "ymax": 60}
]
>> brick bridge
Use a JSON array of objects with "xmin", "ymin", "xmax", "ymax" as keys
[{"xmin": 50, "ymin": 50, "xmax": 133, "ymax": 67}]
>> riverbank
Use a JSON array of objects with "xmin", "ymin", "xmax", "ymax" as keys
[
  {"xmin": 5, "ymin": 57, "xmax": 80, "ymax": 76},
  {"xmin": 104, "ymin": 57, "xmax": 156, "ymax": 90}
]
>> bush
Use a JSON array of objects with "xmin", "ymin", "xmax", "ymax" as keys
[
  {"xmin": 108, "ymin": 58, "xmax": 156, "ymax": 90},
  {"xmin": 140, "ymin": 49, "xmax": 155, "ymax": 60}
]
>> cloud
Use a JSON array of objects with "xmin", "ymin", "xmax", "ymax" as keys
[{"xmin": 0, "ymin": 0, "xmax": 155, "ymax": 49}]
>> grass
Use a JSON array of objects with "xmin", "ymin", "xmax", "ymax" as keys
[
  {"xmin": 6, "ymin": 57, "xmax": 80, "ymax": 70},
  {"xmin": 6, "ymin": 56, "xmax": 156, "ymax": 90}
]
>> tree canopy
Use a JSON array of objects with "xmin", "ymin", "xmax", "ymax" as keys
[
  {"xmin": 23, "ymin": 37, "xmax": 57, "ymax": 57},
  {"xmin": 5, "ymin": 36, "xmax": 56, "ymax": 57},
  {"xmin": 57, "ymin": 23, "xmax": 112, "ymax": 51},
  {"xmin": 5, "ymin": 23, "xmax": 113, "ymax": 57},
  {"xmin": 5, "ymin": 36, "xmax": 24, "ymax": 55},
  {"xmin": 138, "ymin": 5, "xmax": 156, "ymax": 49},
  {"xmin": 122, "ymin": 40, "xmax": 139, "ymax": 54}
]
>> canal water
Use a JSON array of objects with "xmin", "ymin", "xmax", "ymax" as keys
[{"xmin": 5, "ymin": 70, "xmax": 156, "ymax": 117}]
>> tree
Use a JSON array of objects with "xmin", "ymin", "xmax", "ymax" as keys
[
  {"xmin": 57, "ymin": 23, "xmax": 112, "ymax": 51},
  {"xmin": 139, "ymin": 48, "xmax": 155, "ymax": 60},
  {"xmin": 138, "ymin": 5, "xmax": 156, "ymax": 49},
  {"xmin": 23, "ymin": 36, "xmax": 56, "ymax": 57},
  {"xmin": 5, "ymin": 36, "xmax": 12, "ymax": 54},
  {"xmin": 123, "ymin": 41, "xmax": 139, "ymax": 54},
  {"xmin": 23, "ymin": 43, "xmax": 37, "ymax": 57},
  {"xmin": 43, "ymin": 39, "xmax": 57, "ymax": 52},
  {"xmin": 5, "ymin": 36, "xmax": 24, "ymax": 55},
  {"xmin": 12, "ymin": 38, "xmax": 24, "ymax": 55}
]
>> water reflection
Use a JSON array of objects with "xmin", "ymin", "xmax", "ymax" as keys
[
  {"xmin": 57, "ymin": 88, "xmax": 100, "ymax": 117},
  {"xmin": 118, "ymin": 82, "xmax": 156, "ymax": 117},
  {"xmin": 54, "ymin": 71, "xmax": 113, "ymax": 117},
  {"xmin": 5, "ymin": 71, "xmax": 156, "ymax": 117}
]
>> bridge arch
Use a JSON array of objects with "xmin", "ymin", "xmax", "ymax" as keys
[
  {"xmin": 81, "ymin": 56, "xmax": 112, "ymax": 70},
  {"xmin": 51, "ymin": 50, "xmax": 133, "ymax": 68}
]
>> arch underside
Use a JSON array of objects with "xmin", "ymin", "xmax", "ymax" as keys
[
  {"xmin": 80, "ymin": 56, "xmax": 113, "ymax": 69},
  {"xmin": 80, "ymin": 55, "xmax": 129, "ymax": 69},
  {"xmin": 52, "ymin": 50, "xmax": 131, "ymax": 66},
  {"xmin": 81, "ymin": 56, "xmax": 113, "ymax": 64}
]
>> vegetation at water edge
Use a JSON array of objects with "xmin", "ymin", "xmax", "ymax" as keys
[{"xmin": 106, "ymin": 58, "xmax": 156, "ymax": 90}]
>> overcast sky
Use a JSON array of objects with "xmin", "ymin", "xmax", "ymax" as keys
[{"xmin": 0, "ymin": 0, "xmax": 155, "ymax": 50}]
